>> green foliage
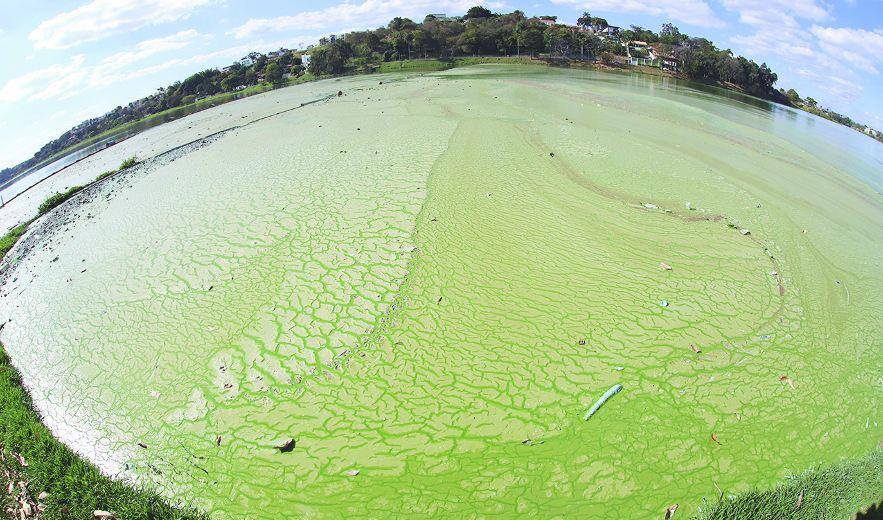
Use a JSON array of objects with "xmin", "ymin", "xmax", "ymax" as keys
[
  {"xmin": 264, "ymin": 62, "xmax": 283, "ymax": 84},
  {"xmin": 0, "ymin": 222, "xmax": 30, "ymax": 261},
  {"xmin": 94, "ymin": 156, "xmax": 137, "ymax": 183},
  {"xmin": 0, "ymin": 345, "xmax": 208, "ymax": 520},
  {"xmin": 674, "ymin": 38, "xmax": 778, "ymax": 97},
  {"xmin": 465, "ymin": 5, "xmax": 493, "ymax": 19},
  {"xmin": 119, "ymin": 155, "xmax": 138, "ymax": 170},
  {"xmin": 37, "ymin": 186, "xmax": 84, "ymax": 216},
  {"xmin": 3, "ymin": 5, "xmax": 877, "ymax": 184},
  {"xmin": 308, "ymin": 41, "xmax": 353, "ymax": 75},
  {"xmin": 95, "ymin": 170, "xmax": 115, "ymax": 182},
  {"xmin": 693, "ymin": 450, "xmax": 882, "ymax": 520}
]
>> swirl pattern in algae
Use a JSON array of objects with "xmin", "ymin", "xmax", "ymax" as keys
[{"xmin": 0, "ymin": 66, "xmax": 880, "ymax": 518}]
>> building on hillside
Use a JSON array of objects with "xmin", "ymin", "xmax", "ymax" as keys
[
  {"xmin": 301, "ymin": 54, "xmax": 311, "ymax": 66},
  {"xmin": 626, "ymin": 40, "xmax": 654, "ymax": 66},
  {"xmin": 601, "ymin": 26, "xmax": 621, "ymax": 37},
  {"xmin": 239, "ymin": 57, "xmax": 254, "ymax": 67},
  {"xmin": 865, "ymin": 126, "xmax": 881, "ymax": 138},
  {"xmin": 659, "ymin": 55, "xmax": 680, "ymax": 72},
  {"xmin": 538, "ymin": 16, "xmax": 557, "ymax": 26},
  {"xmin": 428, "ymin": 13, "xmax": 449, "ymax": 20},
  {"xmin": 649, "ymin": 44, "xmax": 680, "ymax": 72}
]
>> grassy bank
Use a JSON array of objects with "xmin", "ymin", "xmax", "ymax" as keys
[
  {"xmin": 692, "ymin": 449, "xmax": 882, "ymax": 519},
  {"xmin": 0, "ymin": 345, "xmax": 207, "ymax": 520},
  {"xmin": 1, "ymin": 169, "xmax": 207, "ymax": 518}
]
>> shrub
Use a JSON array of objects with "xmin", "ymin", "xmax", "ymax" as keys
[{"xmin": 37, "ymin": 186, "xmax": 84, "ymax": 216}]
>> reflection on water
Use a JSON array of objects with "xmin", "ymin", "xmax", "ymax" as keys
[
  {"xmin": 0, "ymin": 136, "xmax": 118, "ymax": 203},
  {"xmin": 1, "ymin": 92, "xmax": 253, "ymax": 205}
]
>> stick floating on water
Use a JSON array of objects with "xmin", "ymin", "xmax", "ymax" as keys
[{"xmin": 583, "ymin": 384, "xmax": 623, "ymax": 421}]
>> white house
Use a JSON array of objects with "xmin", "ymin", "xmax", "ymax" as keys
[{"xmin": 301, "ymin": 54, "xmax": 311, "ymax": 66}]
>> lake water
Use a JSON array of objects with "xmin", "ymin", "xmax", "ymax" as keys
[{"xmin": 0, "ymin": 65, "xmax": 880, "ymax": 518}]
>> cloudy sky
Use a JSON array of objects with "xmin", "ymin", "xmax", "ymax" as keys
[{"xmin": 1, "ymin": 0, "xmax": 881, "ymax": 169}]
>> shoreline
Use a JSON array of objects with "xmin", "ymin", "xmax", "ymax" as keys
[
  {"xmin": 5, "ymin": 57, "xmax": 877, "ymax": 218},
  {"xmin": 0, "ymin": 66, "xmax": 880, "ymax": 518}
]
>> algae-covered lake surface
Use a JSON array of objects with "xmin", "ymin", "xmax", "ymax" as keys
[{"xmin": 1, "ymin": 65, "xmax": 880, "ymax": 518}]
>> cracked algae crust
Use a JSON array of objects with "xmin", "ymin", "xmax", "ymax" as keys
[{"xmin": 0, "ymin": 65, "xmax": 881, "ymax": 518}]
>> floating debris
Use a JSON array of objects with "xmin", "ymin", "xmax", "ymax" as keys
[
  {"xmin": 659, "ymin": 300, "xmax": 669, "ymax": 307},
  {"xmin": 779, "ymin": 375, "xmax": 795, "ymax": 389},
  {"xmin": 216, "ymin": 435, "xmax": 222, "ymax": 446},
  {"xmin": 613, "ymin": 366, "xmax": 624, "ymax": 371},
  {"xmin": 137, "ymin": 442, "xmax": 148, "ymax": 449},
  {"xmin": 739, "ymin": 229, "xmax": 751, "ymax": 235},
  {"xmin": 665, "ymin": 503, "xmax": 679, "ymax": 519},
  {"xmin": 578, "ymin": 338, "xmax": 586, "ymax": 346},
  {"xmin": 690, "ymin": 344, "xmax": 701, "ymax": 354},
  {"xmin": 275, "ymin": 438, "xmax": 296, "ymax": 453},
  {"xmin": 642, "ymin": 203, "xmax": 658, "ymax": 210},
  {"xmin": 711, "ymin": 433, "xmax": 721, "ymax": 445},
  {"xmin": 583, "ymin": 384, "xmax": 622, "ymax": 421},
  {"xmin": 345, "ymin": 469, "xmax": 360, "ymax": 477},
  {"xmin": 521, "ymin": 439, "xmax": 544, "ymax": 446},
  {"xmin": 660, "ymin": 262, "xmax": 672, "ymax": 271}
]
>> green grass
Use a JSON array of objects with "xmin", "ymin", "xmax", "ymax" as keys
[
  {"xmin": 35, "ymin": 156, "xmax": 139, "ymax": 215},
  {"xmin": 0, "ymin": 345, "xmax": 208, "ymax": 520},
  {"xmin": 118, "ymin": 155, "xmax": 138, "ymax": 170},
  {"xmin": 0, "ymin": 222, "xmax": 30, "ymax": 261},
  {"xmin": 96, "ymin": 155, "xmax": 139, "ymax": 182},
  {"xmin": 37, "ymin": 186, "xmax": 84, "ymax": 216},
  {"xmin": 693, "ymin": 449, "xmax": 882, "ymax": 519},
  {"xmin": 1, "ymin": 212, "xmax": 207, "ymax": 518}
]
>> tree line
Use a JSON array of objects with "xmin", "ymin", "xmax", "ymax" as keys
[
  {"xmin": 4, "ymin": 6, "xmax": 878, "ymax": 182},
  {"xmin": 1, "ymin": 52, "xmax": 304, "ymax": 184},
  {"xmin": 306, "ymin": 9, "xmax": 781, "ymax": 99}
]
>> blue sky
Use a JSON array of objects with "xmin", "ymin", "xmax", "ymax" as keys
[{"xmin": 0, "ymin": 0, "xmax": 881, "ymax": 169}]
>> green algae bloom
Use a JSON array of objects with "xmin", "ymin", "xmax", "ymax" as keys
[{"xmin": 0, "ymin": 65, "xmax": 880, "ymax": 518}]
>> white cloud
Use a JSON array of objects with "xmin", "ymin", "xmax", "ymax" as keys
[
  {"xmin": 791, "ymin": 67, "xmax": 863, "ymax": 101},
  {"xmin": 0, "ymin": 55, "xmax": 89, "ymax": 102},
  {"xmin": 810, "ymin": 26, "xmax": 883, "ymax": 74},
  {"xmin": 231, "ymin": 0, "xmax": 504, "ymax": 39},
  {"xmin": 1, "ymin": 30, "xmax": 205, "ymax": 102},
  {"xmin": 29, "ymin": 0, "xmax": 212, "ymax": 50},
  {"xmin": 90, "ymin": 29, "xmax": 204, "ymax": 86},
  {"xmin": 722, "ymin": 0, "xmax": 828, "ymax": 60},
  {"xmin": 0, "ymin": 30, "xmax": 316, "ymax": 104},
  {"xmin": 549, "ymin": 0, "xmax": 724, "ymax": 28},
  {"xmin": 720, "ymin": 0, "xmax": 828, "ymax": 28}
]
